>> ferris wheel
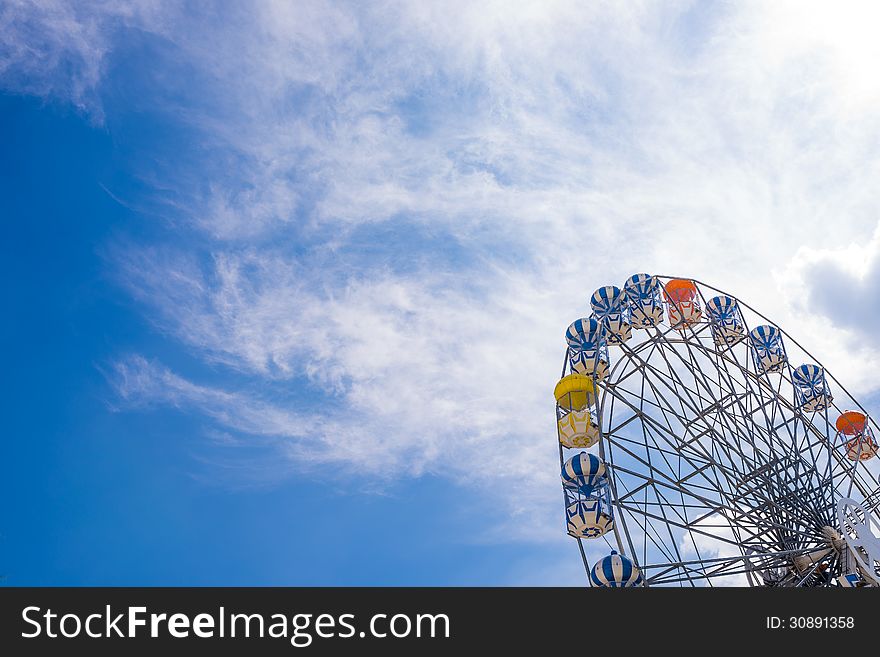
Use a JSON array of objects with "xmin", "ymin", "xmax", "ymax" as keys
[{"xmin": 554, "ymin": 274, "xmax": 880, "ymax": 587}]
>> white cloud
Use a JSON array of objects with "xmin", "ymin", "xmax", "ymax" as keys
[
  {"xmin": 0, "ymin": 0, "xmax": 175, "ymax": 116},
  {"xmin": 776, "ymin": 224, "xmax": 880, "ymax": 394},
  {"xmin": 110, "ymin": 354, "xmax": 314, "ymax": 438},
  {"xmin": 108, "ymin": 248, "xmax": 572, "ymax": 540}
]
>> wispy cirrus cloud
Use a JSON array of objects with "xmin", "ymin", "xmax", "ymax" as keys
[{"xmin": 0, "ymin": 0, "xmax": 177, "ymax": 116}]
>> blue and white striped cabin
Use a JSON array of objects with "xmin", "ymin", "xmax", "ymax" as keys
[
  {"xmin": 590, "ymin": 285, "xmax": 632, "ymax": 345},
  {"xmin": 706, "ymin": 295, "xmax": 745, "ymax": 346},
  {"xmin": 792, "ymin": 364, "xmax": 833, "ymax": 413},
  {"xmin": 749, "ymin": 325, "xmax": 787, "ymax": 374},
  {"xmin": 562, "ymin": 452, "xmax": 613, "ymax": 539},
  {"xmin": 565, "ymin": 317, "xmax": 610, "ymax": 381},
  {"xmin": 590, "ymin": 551, "xmax": 643, "ymax": 587},
  {"xmin": 623, "ymin": 273, "xmax": 664, "ymax": 328}
]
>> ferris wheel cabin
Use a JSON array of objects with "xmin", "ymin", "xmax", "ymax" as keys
[
  {"xmin": 565, "ymin": 317, "xmax": 610, "ymax": 381},
  {"xmin": 590, "ymin": 551, "xmax": 643, "ymax": 588},
  {"xmin": 792, "ymin": 364, "xmax": 834, "ymax": 413},
  {"xmin": 748, "ymin": 324, "xmax": 787, "ymax": 374},
  {"xmin": 706, "ymin": 294, "xmax": 746, "ymax": 346},
  {"xmin": 663, "ymin": 278, "xmax": 702, "ymax": 329},
  {"xmin": 555, "ymin": 372, "xmax": 601, "ymax": 449},
  {"xmin": 835, "ymin": 410, "xmax": 878, "ymax": 461},
  {"xmin": 562, "ymin": 452, "xmax": 613, "ymax": 538},
  {"xmin": 590, "ymin": 285, "xmax": 633, "ymax": 345},
  {"xmin": 624, "ymin": 273, "xmax": 664, "ymax": 328}
]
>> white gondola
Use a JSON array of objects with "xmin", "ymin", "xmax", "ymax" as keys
[
  {"xmin": 749, "ymin": 325, "xmax": 787, "ymax": 374},
  {"xmin": 623, "ymin": 273, "xmax": 664, "ymax": 328},
  {"xmin": 792, "ymin": 364, "xmax": 833, "ymax": 413},
  {"xmin": 589, "ymin": 551, "xmax": 643, "ymax": 587},
  {"xmin": 565, "ymin": 317, "xmax": 610, "ymax": 381},
  {"xmin": 706, "ymin": 295, "xmax": 745, "ymax": 346},
  {"xmin": 557, "ymin": 409, "xmax": 601, "ymax": 449},
  {"xmin": 590, "ymin": 286, "xmax": 632, "ymax": 345}
]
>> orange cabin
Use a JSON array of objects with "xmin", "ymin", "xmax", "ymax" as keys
[
  {"xmin": 663, "ymin": 279, "xmax": 699, "ymax": 304},
  {"xmin": 835, "ymin": 410, "xmax": 878, "ymax": 461},
  {"xmin": 663, "ymin": 279, "xmax": 702, "ymax": 329},
  {"xmin": 836, "ymin": 411, "xmax": 867, "ymax": 435}
]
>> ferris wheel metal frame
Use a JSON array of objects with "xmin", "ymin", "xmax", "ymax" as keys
[{"xmin": 557, "ymin": 275, "xmax": 880, "ymax": 587}]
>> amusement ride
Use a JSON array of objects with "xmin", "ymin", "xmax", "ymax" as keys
[{"xmin": 555, "ymin": 275, "xmax": 880, "ymax": 587}]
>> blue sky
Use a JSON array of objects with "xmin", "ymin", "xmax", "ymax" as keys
[
  {"xmin": 0, "ymin": 98, "xmax": 569, "ymax": 584},
  {"xmin": 4, "ymin": 1, "xmax": 880, "ymax": 586}
]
